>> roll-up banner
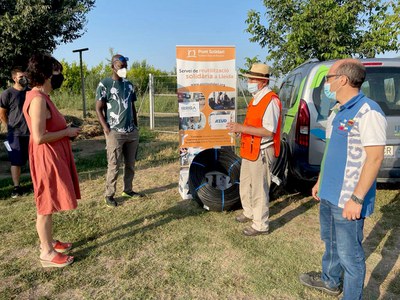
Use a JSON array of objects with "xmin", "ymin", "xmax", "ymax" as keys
[{"xmin": 177, "ymin": 46, "xmax": 236, "ymax": 199}]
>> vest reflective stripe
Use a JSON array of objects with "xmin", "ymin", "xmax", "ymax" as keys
[{"xmin": 240, "ymin": 92, "xmax": 281, "ymax": 161}]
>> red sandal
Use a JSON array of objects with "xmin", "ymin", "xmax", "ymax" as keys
[
  {"xmin": 40, "ymin": 252, "xmax": 74, "ymax": 268},
  {"xmin": 53, "ymin": 240, "xmax": 72, "ymax": 253}
]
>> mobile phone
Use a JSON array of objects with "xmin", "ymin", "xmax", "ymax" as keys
[{"xmin": 69, "ymin": 123, "xmax": 80, "ymax": 140}]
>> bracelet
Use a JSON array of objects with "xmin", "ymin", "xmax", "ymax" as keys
[{"xmin": 350, "ymin": 194, "xmax": 364, "ymax": 205}]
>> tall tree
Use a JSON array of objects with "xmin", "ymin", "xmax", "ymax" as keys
[
  {"xmin": 0, "ymin": 0, "xmax": 95, "ymax": 87},
  {"xmin": 246, "ymin": 0, "xmax": 400, "ymax": 75}
]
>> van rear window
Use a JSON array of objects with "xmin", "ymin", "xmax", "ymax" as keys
[{"xmin": 362, "ymin": 67, "xmax": 400, "ymax": 116}]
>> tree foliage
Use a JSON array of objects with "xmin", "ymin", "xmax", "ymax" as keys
[
  {"xmin": 238, "ymin": 56, "xmax": 261, "ymax": 74},
  {"xmin": 54, "ymin": 58, "xmax": 174, "ymax": 105},
  {"xmin": 246, "ymin": 0, "xmax": 400, "ymax": 75},
  {"xmin": 61, "ymin": 60, "xmax": 90, "ymax": 94},
  {"xmin": 0, "ymin": 0, "xmax": 95, "ymax": 87},
  {"xmin": 129, "ymin": 60, "xmax": 169, "ymax": 95}
]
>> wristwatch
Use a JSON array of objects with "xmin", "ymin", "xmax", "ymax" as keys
[{"xmin": 350, "ymin": 194, "xmax": 364, "ymax": 205}]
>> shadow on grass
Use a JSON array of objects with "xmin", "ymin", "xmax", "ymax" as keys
[
  {"xmin": 132, "ymin": 182, "xmax": 178, "ymax": 198},
  {"xmin": 115, "ymin": 183, "xmax": 178, "ymax": 206},
  {"xmin": 386, "ymin": 273, "xmax": 400, "ymax": 300},
  {"xmin": 72, "ymin": 199, "xmax": 203, "ymax": 261},
  {"xmin": 363, "ymin": 191, "xmax": 400, "ymax": 299},
  {"xmin": 269, "ymin": 193, "xmax": 318, "ymax": 233}
]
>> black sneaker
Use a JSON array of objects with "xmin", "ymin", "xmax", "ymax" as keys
[
  {"xmin": 299, "ymin": 272, "xmax": 341, "ymax": 296},
  {"xmin": 11, "ymin": 186, "xmax": 22, "ymax": 198},
  {"xmin": 105, "ymin": 196, "xmax": 118, "ymax": 207},
  {"xmin": 121, "ymin": 191, "xmax": 144, "ymax": 198}
]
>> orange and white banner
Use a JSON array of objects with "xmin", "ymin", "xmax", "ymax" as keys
[{"xmin": 176, "ymin": 46, "xmax": 236, "ymax": 153}]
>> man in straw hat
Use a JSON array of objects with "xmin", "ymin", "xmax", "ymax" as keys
[{"xmin": 227, "ymin": 63, "xmax": 282, "ymax": 236}]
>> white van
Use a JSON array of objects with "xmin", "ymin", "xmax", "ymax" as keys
[{"xmin": 277, "ymin": 58, "xmax": 400, "ymax": 188}]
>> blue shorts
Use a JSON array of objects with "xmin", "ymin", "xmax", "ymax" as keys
[{"xmin": 6, "ymin": 135, "xmax": 29, "ymax": 166}]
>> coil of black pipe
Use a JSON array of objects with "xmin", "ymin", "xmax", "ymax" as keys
[{"xmin": 188, "ymin": 148, "xmax": 241, "ymax": 211}]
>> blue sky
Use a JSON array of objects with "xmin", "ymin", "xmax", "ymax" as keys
[
  {"xmin": 53, "ymin": 0, "xmax": 398, "ymax": 73},
  {"xmin": 53, "ymin": 0, "xmax": 268, "ymax": 72}
]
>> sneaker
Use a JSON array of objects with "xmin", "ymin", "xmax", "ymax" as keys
[
  {"xmin": 105, "ymin": 196, "xmax": 118, "ymax": 207},
  {"xmin": 243, "ymin": 226, "xmax": 269, "ymax": 236},
  {"xmin": 299, "ymin": 272, "xmax": 341, "ymax": 296},
  {"xmin": 11, "ymin": 186, "xmax": 22, "ymax": 198},
  {"xmin": 121, "ymin": 191, "xmax": 144, "ymax": 198},
  {"xmin": 235, "ymin": 213, "xmax": 252, "ymax": 223}
]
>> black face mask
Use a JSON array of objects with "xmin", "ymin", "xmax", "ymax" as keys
[
  {"xmin": 51, "ymin": 74, "xmax": 64, "ymax": 90},
  {"xmin": 18, "ymin": 76, "xmax": 28, "ymax": 87}
]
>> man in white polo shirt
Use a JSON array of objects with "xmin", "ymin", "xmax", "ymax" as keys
[{"xmin": 299, "ymin": 59, "xmax": 387, "ymax": 299}]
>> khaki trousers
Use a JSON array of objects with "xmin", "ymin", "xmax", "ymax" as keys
[
  {"xmin": 239, "ymin": 147, "xmax": 275, "ymax": 232},
  {"xmin": 105, "ymin": 129, "xmax": 139, "ymax": 197}
]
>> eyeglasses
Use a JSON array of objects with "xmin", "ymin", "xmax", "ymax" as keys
[
  {"xmin": 112, "ymin": 56, "xmax": 129, "ymax": 63},
  {"xmin": 325, "ymin": 74, "xmax": 340, "ymax": 81}
]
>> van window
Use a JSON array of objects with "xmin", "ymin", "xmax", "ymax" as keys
[
  {"xmin": 362, "ymin": 67, "xmax": 400, "ymax": 116},
  {"xmin": 314, "ymin": 66, "xmax": 400, "ymax": 119},
  {"xmin": 279, "ymin": 74, "xmax": 301, "ymax": 108}
]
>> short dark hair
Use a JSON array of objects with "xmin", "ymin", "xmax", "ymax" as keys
[
  {"xmin": 336, "ymin": 61, "xmax": 366, "ymax": 88},
  {"xmin": 26, "ymin": 53, "xmax": 63, "ymax": 87},
  {"xmin": 111, "ymin": 54, "xmax": 128, "ymax": 68},
  {"xmin": 11, "ymin": 66, "xmax": 24, "ymax": 78}
]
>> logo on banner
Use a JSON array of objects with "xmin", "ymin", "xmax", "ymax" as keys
[
  {"xmin": 179, "ymin": 102, "xmax": 200, "ymax": 117},
  {"xmin": 187, "ymin": 50, "xmax": 196, "ymax": 58},
  {"xmin": 210, "ymin": 114, "xmax": 231, "ymax": 130}
]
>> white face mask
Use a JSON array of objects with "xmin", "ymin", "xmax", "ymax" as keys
[
  {"xmin": 247, "ymin": 82, "xmax": 260, "ymax": 94},
  {"xmin": 116, "ymin": 68, "xmax": 127, "ymax": 78}
]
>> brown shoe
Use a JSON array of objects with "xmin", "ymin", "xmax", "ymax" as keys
[
  {"xmin": 243, "ymin": 227, "xmax": 269, "ymax": 236},
  {"xmin": 235, "ymin": 214, "xmax": 252, "ymax": 223}
]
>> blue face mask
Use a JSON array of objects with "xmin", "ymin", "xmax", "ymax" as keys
[
  {"xmin": 247, "ymin": 82, "xmax": 259, "ymax": 94},
  {"xmin": 323, "ymin": 82, "xmax": 337, "ymax": 100}
]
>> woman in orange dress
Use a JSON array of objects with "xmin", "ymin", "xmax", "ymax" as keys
[{"xmin": 23, "ymin": 53, "xmax": 81, "ymax": 268}]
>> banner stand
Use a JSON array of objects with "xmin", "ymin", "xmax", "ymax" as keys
[{"xmin": 176, "ymin": 46, "xmax": 237, "ymax": 201}]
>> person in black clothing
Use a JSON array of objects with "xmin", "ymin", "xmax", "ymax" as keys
[{"xmin": 0, "ymin": 67, "xmax": 30, "ymax": 198}]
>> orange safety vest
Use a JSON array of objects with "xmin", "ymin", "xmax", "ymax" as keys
[{"xmin": 240, "ymin": 92, "xmax": 282, "ymax": 161}]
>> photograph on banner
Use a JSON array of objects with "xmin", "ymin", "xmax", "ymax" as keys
[
  {"xmin": 176, "ymin": 45, "xmax": 236, "ymax": 149},
  {"xmin": 178, "ymin": 92, "xmax": 206, "ymax": 103},
  {"xmin": 208, "ymin": 91, "xmax": 235, "ymax": 110},
  {"xmin": 180, "ymin": 113, "xmax": 206, "ymax": 130},
  {"xmin": 179, "ymin": 147, "xmax": 204, "ymax": 166}
]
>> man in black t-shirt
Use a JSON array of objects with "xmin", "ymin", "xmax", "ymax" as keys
[{"xmin": 0, "ymin": 67, "xmax": 30, "ymax": 198}]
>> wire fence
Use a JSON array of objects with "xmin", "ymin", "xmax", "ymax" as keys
[{"xmin": 136, "ymin": 74, "xmax": 250, "ymax": 133}]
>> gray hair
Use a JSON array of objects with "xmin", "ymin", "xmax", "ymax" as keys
[{"xmin": 336, "ymin": 60, "xmax": 366, "ymax": 88}]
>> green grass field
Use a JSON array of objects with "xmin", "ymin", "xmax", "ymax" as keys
[{"xmin": 0, "ymin": 123, "xmax": 399, "ymax": 299}]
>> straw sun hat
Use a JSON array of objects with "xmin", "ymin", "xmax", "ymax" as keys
[{"xmin": 242, "ymin": 63, "xmax": 270, "ymax": 80}]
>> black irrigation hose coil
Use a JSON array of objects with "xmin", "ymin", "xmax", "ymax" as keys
[{"xmin": 188, "ymin": 148, "xmax": 242, "ymax": 212}]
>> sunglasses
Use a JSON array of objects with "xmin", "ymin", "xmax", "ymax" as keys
[{"xmin": 112, "ymin": 56, "xmax": 129, "ymax": 63}]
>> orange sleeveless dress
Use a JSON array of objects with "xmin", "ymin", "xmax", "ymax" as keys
[{"xmin": 23, "ymin": 90, "xmax": 80, "ymax": 215}]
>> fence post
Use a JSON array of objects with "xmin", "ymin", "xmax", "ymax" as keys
[
  {"xmin": 72, "ymin": 47, "xmax": 89, "ymax": 119},
  {"xmin": 149, "ymin": 73, "xmax": 155, "ymax": 130}
]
